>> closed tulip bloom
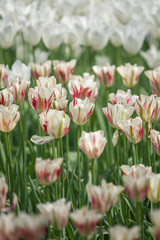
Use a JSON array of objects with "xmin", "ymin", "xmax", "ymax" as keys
[
  {"xmin": 36, "ymin": 76, "xmax": 57, "ymax": 88},
  {"xmin": 0, "ymin": 88, "xmax": 14, "ymax": 106},
  {"xmin": 0, "ymin": 213, "xmax": 17, "ymax": 240},
  {"xmin": 69, "ymin": 98, "xmax": 95, "ymax": 126},
  {"xmin": 150, "ymin": 209, "xmax": 160, "ymax": 240},
  {"xmin": 116, "ymin": 117, "xmax": 143, "ymax": 144},
  {"xmin": 0, "ymin": 65, "xmax": 8, "ymax": 88},
  {"xmin": 52, "ymin": 97, "xmax": 68, "ymax": 112},
  {"xmin": 121, "ymin": 164, "xmax": 152, "ymax": 177},
  {"xmin": 35, "ymin": 158, "xmax": 63, "ymax": 185},
  {"xmin": 103, "ymin": 103, "xmax": 135, "ymax": 128},
  {"xmin": 150, "ymin": 129, "xmax": 160, "ymax": 156},
  {"xmin": 141, "ymin": 45, "xmax": 160, "ymax": 69},
  {"xmin": 117, "ymin": 63, "xmax": 144, "ymax": 88},
  {"xmin": 37, "ymin": 199, "xmax": 71, "ymax": 229},
  {"xmin": 109, "ymin": 89, "xmax": 139, "ymax": 106},
  {"xmin": 87, "ymin": 180, "xmax": 124, "ymax": 214},
  {"xmin": 70, "ymin": 206, "xmax": 102, "ymax": 238},
  {"xmin": 110, "ymin": 225, "xmax": 139, "ymax": 240},
  {"xmin": 9, "ymin": 77, "xmax": 30, "ymax": 104},
  {"xmin": 30, "ymin": 61, "xmax": 52, "ymax": 80},
  {"xmin": 28, "ymin": 86, "xmax": 55, "ymax": 113},
  {"xmin": 92, "ymin": 64, "xmax": 115, "ymax": 88},
  {"xmin": 145, "ymin": 67, "xmax": 160, "ymax": 95},
  {"xmin": 123, "ymin": 175, "xmax": 149, "ymax": 202},
  {"xmin": 39, "ymin": 109, "xmax": 70, "ymax": 138},
  {"xmin": 135, "ymin": 94, "xmax": 157, "ymax": 122},
  {"xmin": 0, "ymin": 22, "xmax": 17, "ymax": 49},
  {"xmin": 16, "ymin": 213, "xmax": 47, "ymax": 240},
  {"xmin": 68, "ymin": 77, "xmax": 98, "ymax": 102},
  {"xmin": 78, "ymin": 130, "xmax": 107, "ymax": 159},
  {"xmin": 8, "ymin": 60, "xmax": 31, "ymax": 83},
  {"xmin": 53, "ymin": 59, "xmax": 76, "ymax": 84},
  {"xmin": 0, "ymin": 104, "xmax": 20, "ymax": 132},
  {"xmin": 147, "ymin": 173, "xmax": 160, "ymax": 202}
]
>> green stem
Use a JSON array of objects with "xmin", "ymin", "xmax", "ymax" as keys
[
  {"xmin": 106, "ymin": 211, "xmax": 112, "ymax": 227},
  {"xmin": 52, "ymin": 139, "xmax": 55, "ymax": 159},
  {"xmin": 92, "ymin": 160, "xmax": 96, "ymax": 185},
  {"xmin": 4, "ymin": 133, "xmax": 13, "ymax": 194},
  {"xmin": 136, "ymin": 202, "xmax": 143, "ymax": 240},
  {"xmin": 77, "ymin": 125, "xmax": 81, "ymax": 208},
  {"xmin": 118, "ymin": 130, "xmax": 122, "ymax": 166},
  {"xmin": 46, "ymin": 186, "xmax": 50, "ymax": 202},
  {"xmin": 146, "ymin": 122, "xmax": 151, "ymax": 166},
  {"xmin": 116, "ymin": 138, "xmax": 120, "ymax": 185},
  {"xmin": 56, "ymin": 139, "xmax": 61, "ymax": 199},
  {"xmin": 100, "ymin": 220, "xmax": 104, "ymax": 240},
  {"xmin": 135, "ymin": 144, "xmax": 138, "ymax": 165}
]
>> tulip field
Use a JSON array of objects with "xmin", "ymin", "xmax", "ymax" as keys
[{"xmin": 1, "ymin": 0, "xmax": 160, "ymax": 239}]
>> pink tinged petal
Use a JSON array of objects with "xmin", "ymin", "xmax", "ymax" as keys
[{"xmin": 30, "ymin": 135, "xmax": 54, "ymax": 145}]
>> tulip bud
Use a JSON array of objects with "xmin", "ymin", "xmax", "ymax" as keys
[
  {"xmin": 147, "ymin": 173, "xmax": 160, "ymax": 202},
  {"xmin": 117, "ymin": 63, "xmax": 144, "ymax": 88},
  {"xmin": 35, "ymin": 158, "xmax": 63, "ymax": 185},
  {"xmin": 150, "ymin": 129, "xmax": 160, "ymax": 156},
  {"xmin": 69, "ymin": 98, "xmax": 95, "ymax": 126},
  {"xmin": 0, "ymin": 104, "xmax": 20, "ymax": 132},
  {"xmin": 37, "ymin": 198, "xmax": 71, "ymax": 229},
  {"xmin": 110, "ymin": 225, "xmax": 139, "ymax": 240},
  {"xmin": 92, "ymin": 64, "xmax": 115, "ymax": 88},
  {"xmin": 78, "ymin": 130, "xmax": 107, "ymax": 159},
  {"xmin": 70, "ymin": 206, "xmax": 102, "ymax": 238}
]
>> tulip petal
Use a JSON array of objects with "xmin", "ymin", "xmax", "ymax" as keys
[{"xmin": 30, "ymin": 135, "xmax": 54, "ymax": 145}]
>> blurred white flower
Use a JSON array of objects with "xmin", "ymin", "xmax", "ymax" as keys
[
  {"xmin": 42, "ymin": 22, "xmax": 63, "ymax": 50},
  {"xmin": 23, "ymin": 19, "xmax": 42, "ymax": 46},
  {"xmin": 141, "ymin": 45, "xmax": 160, "ymax": 69},
  {"xmin": 0, "ymin": 20, "xmax": 17, "ymax": 49}
]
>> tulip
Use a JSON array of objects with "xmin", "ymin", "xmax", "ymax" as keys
[
  {"xmin": 147, "ymin": 173, "xmax": 160, "ymax": 202},
  {"xmin": 121, "ymin": 164, "xmax": 152, "ymax": 177},
  {"xmin": 103, "ymin": 103, "xmax": 135, "ymax": 128},
  {"xmin": 37, "ymin": 198, "xmax": 71, "ymax": 229},
  {"xmin": 78, "ymin": 130, "xmax": 107, "ymax": 159},
  {"xmin": 141, "ymin": 45, "xmax": 160, "ymax": 69},
  {"xmin": 135, "ymin": 94, "xmax": 157, "ymax": 122},
  {"xmin": 39, "ymin": 109, "xmax": 70, "ymax": 138},
  {"xmin": 150, "ymin": 209, "xmax": 160, "ymax": 240},
  {"xmin": 110, "ymin": 225, "xmax": 139, "ymax": 240},
  {"xmin": 0, "ymin": 104, "xmax": 20, "ymax": 132},
  {"xmin": 69, "ymin": 98, "xmax": 95, "ymax": 126},
  {"xmin": 92, "ymin": 64, "xmax": 115, "ymax": 88},
  {"xmin": 28, "ymin": 86, "xmax": 55, "ymax": 113},
  {"xmin": 53, "ymin": 59, "xmax": 76, "ymax": 84},
  {"xmin": 68, "ymin": 76, "xmax": 98, "ymax": 102},
  {"xmin": 8, "ymin": 60, "xmax": 31, "ymax": 82},
  {"xmin": 30, "ymin": 61, "xmax": 52, "ymax": 80},
  {"xmin": 70, "ymin": 206, "xmax": 102, "ymax": 238},
  {"xmin": 87, "ymin": 180, "xmax": 124, "ymax": 214},
  {"xmin": 117, "ymin": 63, "xmax": 144, "ymax": 88},
  {"xmin": 150, "ymin": 129, "xmax": 160, "ymax": 156},
  {"xmin": 36, "ymin": 76, "xmax": 56, "ymax": 88},
  {"xmin": 42, "ymin": 22, "xmax": 63, "ymax": 50},
  {"xmin": 145, "ymin": 67, "xmax": 160, "ymax": 96},
  {"xmin": 9, "ymin": 77, "xmax": 30, "ymax": 104},
  {"xmin": 0, "ymin": 21, "xmax": 17, "ymax": 49},
  {"xmin": 16, "ymin": 212, "xmax": 47, "ymax": 240},
  {"xmin": 35, "ymin": 158, "xmax": 63, "ymax": 185},
  {"xmin": 0, "ymin": 213, "xmax": 17, "ymax": 240},
  {"xmin": 23, "ymin": 19, "xmax": 42, "ymax": 46},
  {"xmin": 109, "ymin": 89, "xmax": 138, "ymax": 106},
  {"xmin": 116, "ymin": 117, "xmax": 143, "ymax": 144},
  {"xmin": 123, "ymin": 175, "xmax": 149, "ymax": 202},
  {"xmin": 0, "ymin": 88, "xmax": 14, "ymax": 106}
]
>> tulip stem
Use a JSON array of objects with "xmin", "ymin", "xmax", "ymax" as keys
[
  {"xmin": 77, "ymin": 125, "xmax": 81, "ymax": 208},
  {"xmin": 92, "ymin": 160, "xmax": 96, "ymax": 185},
  {"xmin": 4, "ymin": 132, "xmax": 13, "ymax": 195},
  {"xmin": 52, "ymin": 139, "xmax": 55, "ymax": 159},
  {"xmin": 146, "ymin": 122, "xmax": 151, "ymax": 166},
  {"xmin": 136, "ymin": 202, "xmax": 143, "ymax": 240},
  {"xmin": 135, "ymin": 144, "xmax": 138, "ymax": 165},
  {"xmin": 41, "ymin": 128, "xmax": 45, "ymax": 158},
  {"xmin": 56, "ymin": 139, "xmax": 61, "ymax": 199},
  {"xmin": 118, "ymin": 130, "xmax": 122, "ymax": 166}
]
